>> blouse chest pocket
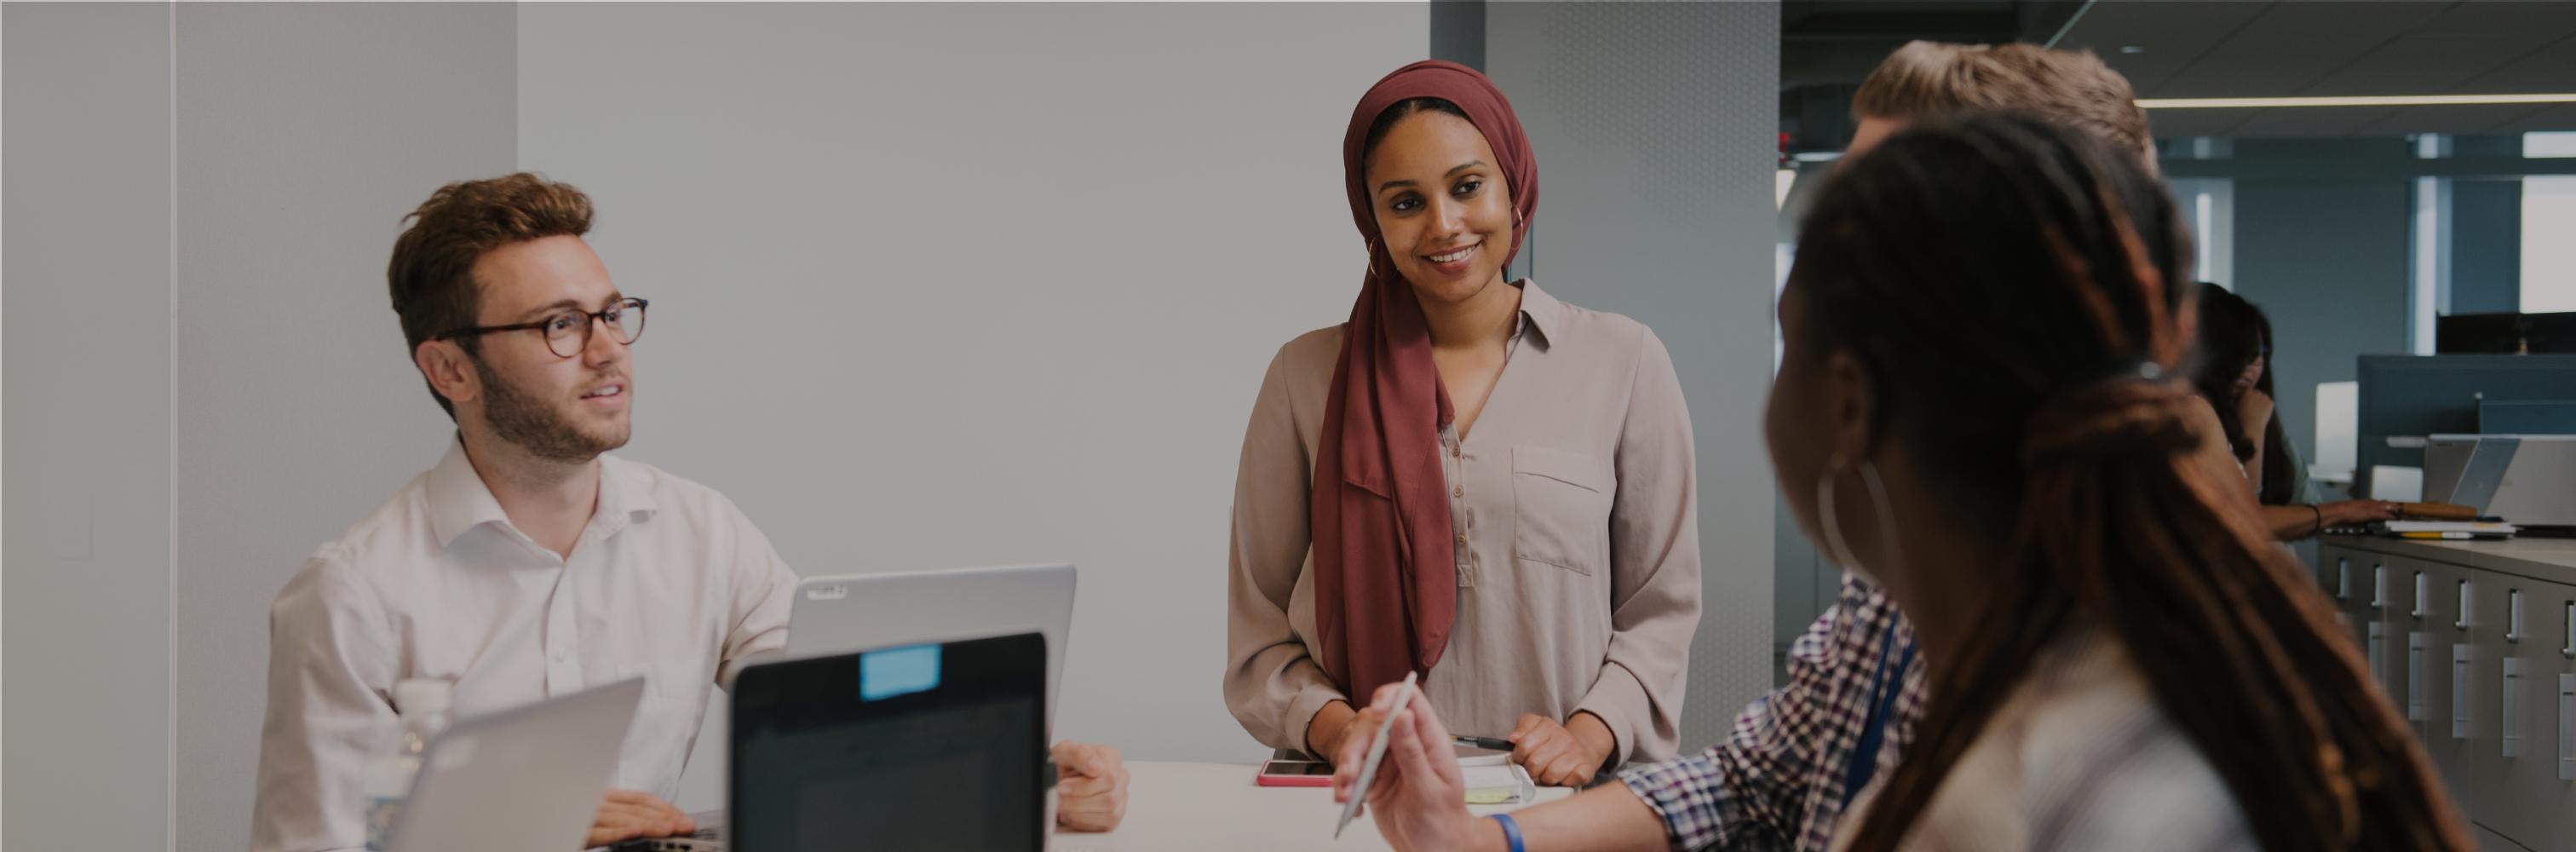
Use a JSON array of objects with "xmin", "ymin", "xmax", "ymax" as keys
[{"xmin": 1510, "ymin": 446, "xmax": 1613, "ymax": 575}]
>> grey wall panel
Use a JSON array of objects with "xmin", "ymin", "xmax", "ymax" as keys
[
  {"xmin": 515, "ymin": 3, "xmax": 1428, "ymax": 808},
  {"xmin": 3, "ymin": 4, "xmax": 175, "ymax": 849},
  {"xmin": 1485, "ymin": 0, "xmax": 1781, "ymax": 746},
  {"xmin": 172, "ymin": 3, "xmax": 517, "ymax": 846}
]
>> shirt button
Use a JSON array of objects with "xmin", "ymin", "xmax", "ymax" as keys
[
  {"xmin": 1451, "ymin": 446, "xmax": 1461, "ymax": 458},
  {"xmin": 1454, "ymin": 486, "xmax": 1464, "ymax": 498},
  {"xmin": 1455, "ymin": 532, "xmax": 1467, "ymax": 546}
]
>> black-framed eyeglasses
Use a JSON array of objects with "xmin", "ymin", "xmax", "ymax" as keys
[{"xmin": 435, "ymin": 297, "xmax": 648, "ymax": 359}]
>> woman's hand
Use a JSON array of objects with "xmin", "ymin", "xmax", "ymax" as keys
[
  {"xmin": 2236, "ymin": 388, "xmax": 2275, "ymax": 442},
  {"xmin": 1332, "ymin": 683, "xmax": 1492, "ymax": 852},
  {"xmin": 1509, "ymin": 713, "xmax": 1614, "ymax": 786},
  {"xmin": 2320, "ymin": 499, "xmax": 2401, "ymax": 528}
]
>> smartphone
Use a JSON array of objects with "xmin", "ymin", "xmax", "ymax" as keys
[{"xmin": 1255, "ymin": 758, "xmax": 1336, "ymax": 787}]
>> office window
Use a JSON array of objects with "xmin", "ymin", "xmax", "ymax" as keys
[
  {"xmin": 2524, "ymin": 133, "xmax": 2576, "ymax": 312},
  {"xmin": 2167, "ymin": 177, "xmax": 2234, "ymax": 289}
]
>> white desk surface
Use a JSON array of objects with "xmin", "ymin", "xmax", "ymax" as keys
[{"xmin": 1051, "ymin": 762, "xmax": 1575, "ymax": 852}]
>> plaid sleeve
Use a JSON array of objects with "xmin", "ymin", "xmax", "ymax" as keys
[{"xmin": 1618, "ymin": 600, "xmax": 1849, "ymax": 851}]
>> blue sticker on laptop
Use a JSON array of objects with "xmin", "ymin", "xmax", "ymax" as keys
[{"xmin": 859, "ymin": 644, "xmax": 942, "ymax": 701}]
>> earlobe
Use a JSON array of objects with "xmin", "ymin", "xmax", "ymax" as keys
[
  {"xmin": 1824, "ymin": 350, "xmax": 1881, "ymax": 463},
  {"xmin": 417, "ymin": 341, "xmax": 477, "ymax": 408}
]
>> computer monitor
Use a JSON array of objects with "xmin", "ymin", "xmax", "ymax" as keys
[
  {"xmin": 2353, "ymin": 354, "xmax": 2576, "ymax": 495},
  {"xmin": 2480, "ymin": 400, "xmax": 2576, "ymax": 435},
  {"xmin": 728, "ymin": 634, "xmax": 1048, "ymax": 852},
  {"xmin": 2435, "ymin": 311, "xmax": 2576, "ymax": 354}
]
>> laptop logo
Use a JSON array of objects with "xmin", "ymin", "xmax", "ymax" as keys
[
  {"xmin": 859, "ymin": 644, "xmax": 941, "ymax": 701},
  {"xmin": 804, "ymin": 584, "xmax": 849, "ymax": 602}
]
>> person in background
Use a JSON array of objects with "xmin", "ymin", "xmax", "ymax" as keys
[
  {"xmin": 1223, "ymin": 60, "xmax": 1703, "ymax": 787},
  {"xmin": 2190, "ymin": 286, "xmax": 2400, "ymax": 538},
  {"xmin": 1337, "ymin": 112, "xmax": 2470, "ymax": 852},
  {"xmin": 251, "ymin": 174, "xmax": 1126, "ymax": 852}
]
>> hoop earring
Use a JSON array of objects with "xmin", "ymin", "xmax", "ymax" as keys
[{"xmin": 1816, "ymin": 458, "xmax": 1900, "ymax": 580}]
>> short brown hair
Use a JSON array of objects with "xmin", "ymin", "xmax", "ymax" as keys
[
  {"xmin": 1853, "ymin": 41, "xmax": 2153, "ymax": 170},
  {"xmin": 387, "ymin": 172, "xmax": 594, "ymax": 417}
]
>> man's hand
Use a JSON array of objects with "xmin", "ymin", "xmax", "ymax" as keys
[
  {"xmin": 586, "ymin": 789, "xmax": 695, "ymax": 848},
  {"xmin": 1052, "ymin": 741, "xmax": 1130, "ymax": 832}
]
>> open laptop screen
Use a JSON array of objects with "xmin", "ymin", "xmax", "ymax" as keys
[{"xmin": 728, "ymin": 633, "xmax": 1047, "ymax": 852}]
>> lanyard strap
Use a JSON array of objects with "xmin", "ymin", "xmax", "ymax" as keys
[{"xmin": 1840, "ymin": 628, "xmax": 1917, "ymax": 809}]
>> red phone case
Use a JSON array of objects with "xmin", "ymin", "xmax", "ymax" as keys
[{"xmin": 1255, "ymin": 759, "xmax": 1335, "ymax": 787}]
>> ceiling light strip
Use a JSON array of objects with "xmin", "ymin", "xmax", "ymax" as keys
[{"xmin": 2138, "ymin": 94, "xmax": 2576, "ymax": 110}]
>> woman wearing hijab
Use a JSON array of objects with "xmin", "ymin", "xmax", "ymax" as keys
[{"xmin": 1222, "ymin": 60, "xmax": 1703, "ymax": 787}]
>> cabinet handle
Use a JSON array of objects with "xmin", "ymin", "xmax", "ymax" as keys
[
  {"xmin": 2372, "ymin": 564, "xmax": 2387, "ymax": 609},
  {"xmin": 2562, "ymin": 601, "xmax": 2573, "ymax": 659},
  {"xmin": 2505, "ymin": 589, "xmax": 2522, "ymax": 643},
  {"xmin": 2454, "ymin": 579, "xmax": 2471, "ymax": 631},
  {"xmin": 2336, "ymin": 559, "xmax": 2351, "ymax": 602},
  {"xmin": 2411, "ymin": 571, "xmax": 2427, "ymax": 619}
]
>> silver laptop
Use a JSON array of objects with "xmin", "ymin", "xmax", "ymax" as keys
[
  {"xmin": 2426, "ymin": 435, "xmax": 2576, "ymax": 525},
  {"xmin": 786, "ymin": 562, "xmax": 1076, "ymax": 729},
  {"xmin": 389, "ymin": 678, "xmax": 645, "ymax": 852}
]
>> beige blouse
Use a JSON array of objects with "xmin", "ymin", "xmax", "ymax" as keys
[
  {"xmin": 1223, "ymin": 280, "xmax": 1701, "ymax": 764},
  {"xmin": 1830, "ymin": 630, "xmax": 2254, "ymax": 852}
]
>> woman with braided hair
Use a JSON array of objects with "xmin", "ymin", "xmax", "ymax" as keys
[{"xmin": 1330, "ymin": 111, "xmax": 2467, "ymax": 852}]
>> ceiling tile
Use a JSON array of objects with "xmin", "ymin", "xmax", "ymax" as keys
[
  {"xmin": 2415, "ymin": 1, "xmax": 2576, "ymax": 36},
  {"xmin": 2455, "ymin": 35, "xmax": 2576, "ymax": 93},
  {"xmin": 2301, "ymin": 32, "xmax": 2565, "ymax": 95},
  {"xmin": 2144, "ymin": 106, "xmax": 2268, "ymax": 139},
  {"xmin": 2056, "ymin": 1, "xmax": 2274, "ymax": 95},
  {"xmin": 2226, "ymin": 105, "xmax": 2402, "ymax": 137},
  {"xmin": 2482, "ymin": 103, "xmax": 2576, "ymax": 134},
  {"xmin": 2150, "ymin": 2, "xmax": 2453, "ymax": 98},
  {"xmin": 2351, "ymin": 103, "xmax": 2556, "ymax": 135}
]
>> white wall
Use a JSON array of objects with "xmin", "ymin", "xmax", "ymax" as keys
[
  {"xmin": 4, "ymin": 5, "xmax": 175, "ymax": 849},
  {"xmin": 515, "ymin": 2, "xmax": 1426, "ymax": 807},
  {"xmin": 170, "ymin": 4, "xmax": 518, "ymax": 848}
]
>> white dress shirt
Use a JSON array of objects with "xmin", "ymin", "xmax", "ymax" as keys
[{"xmin": 251, "ymin": 439, "xmax": 797, "ymax": 852}]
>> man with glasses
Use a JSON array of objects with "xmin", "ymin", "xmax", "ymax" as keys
[{"xmin": 250, "ymin": 174, "xmax": 1127, "ymax": 851}]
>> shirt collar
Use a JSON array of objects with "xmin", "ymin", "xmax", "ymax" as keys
[
  {"xmin": 426, "ymin": 437, "xmax": 511, "ymax": 549},
  {"xmin": 1515, "ymin": 278, "xmax": 1563, "ymax": 348},
  {"xmin": 425, "ymin": 436, "xmax": 659, "ymax": 550}
]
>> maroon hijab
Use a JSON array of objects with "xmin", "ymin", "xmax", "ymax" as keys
[{"xmin": 1314, "ymin": 60, "xmax": 1538, "ymax": 698}]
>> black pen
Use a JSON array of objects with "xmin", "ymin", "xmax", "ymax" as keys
[{"xmin": 1452, "ymin": 734, "xmax": 1515, "ymax": 751}]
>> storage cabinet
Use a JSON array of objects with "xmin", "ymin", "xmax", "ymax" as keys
[{"xmin": 2315, "ymin": 537, "xmax": 2576, "ymax": 852}]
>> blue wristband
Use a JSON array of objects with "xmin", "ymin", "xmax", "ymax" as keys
[{"xmin": 1490, "ymin": 814, "xmax": 1527, "ymax": 852}]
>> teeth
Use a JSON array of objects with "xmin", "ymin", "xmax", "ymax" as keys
[
  {"xmin": 1430, "ymin": 245, "xmax": 1476, "ymax": 262},
  {"xmin": 587, "ymin": 385, "xmax": 622, "ymax": 398}
]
